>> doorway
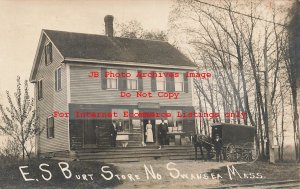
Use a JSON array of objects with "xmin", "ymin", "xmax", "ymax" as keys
[{"xmin": 83, "ymin": 120, "xmax": 97, "ymax": 148}]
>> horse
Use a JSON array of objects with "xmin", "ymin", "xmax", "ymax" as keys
[{"xmin": 192, "ymin": 134, "xmax": 213, "ymax": 161}]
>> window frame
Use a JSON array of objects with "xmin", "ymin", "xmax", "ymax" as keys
[
  {"xmin": 156, "ymin": 72, "xmax": 166, "ymax": 91},
  {"xmin": 106, "ymin": 69, "xmax": 118, "ymax": 90},
  {"xmin": 55, "ymin": 66, "xmax": 62, "ymax": 91},
  {"xmin": 112, "ymin": 109, "xmax": 131, "ymax": 132},
  {"xmin": 167, "ymin": 110, "xmax": 183, "ymax": 127},
  {"xmin": 127, "ymin": 70, "xmax": 138, "ymax": 91},
  {"xmin": 175, "ymin": 74, "xmax": 184, "ymax": 92},
  {"xmin": 37, "ymin": 79, "xmax": 43, "ymax": 100},
  {"xmin": 46, "ymin": 115, "xmax": 54, "ymax": 138},
  {"xmin": 45, "ymin": 42, "xmax": 53, "ymax": 65}
]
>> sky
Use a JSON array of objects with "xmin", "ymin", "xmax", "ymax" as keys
[{"xmin": 0, "ymin": 0, "xmax": 173, "ymax": 99}]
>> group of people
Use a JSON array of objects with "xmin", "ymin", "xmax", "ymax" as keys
[
  {"xmin": 109, "ymin": 119, "xmax": 223, "ymax": 162},
  {"xmin": 145, "ymin": 119, "xmax": 168, "ymax": 149},
  {"xmin": 109, "ymin": 119, "xmax": 169, "ymax": 148}
]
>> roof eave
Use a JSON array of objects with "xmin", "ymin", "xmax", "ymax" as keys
[
  {"xmin": 29, "ymin": 30, "xmax": 65, "ymax": 83},
  {"xmin": 29, "ymin": 30, "xmax": 45, "ymax": 83},
  {"xmin": 63, "ymin": 57, "xmax": 197, "ymax": 70}
]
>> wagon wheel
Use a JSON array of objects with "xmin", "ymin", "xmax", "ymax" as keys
[
  {"xmin": 226, "ymin": 143, "xmax": 237, "ymax": 162},
  {"xmin": 241, "ymin": 142, "xmax": 259, "ymax": 162},
  {"xmin": 235, "ymin": 145, "xmax": 243, "ymax": 161}
]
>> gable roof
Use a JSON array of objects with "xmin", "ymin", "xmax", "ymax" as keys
[
  {"xmin": 30, "ymin": 29, "xmax": 196, "ymax": 82},
  {"xmin": 44, "ymin": 29, "xmax": 195, "ymax": 66}
]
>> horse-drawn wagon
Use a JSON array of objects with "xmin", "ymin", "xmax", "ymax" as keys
[
  {"xmin": 194, "ymin": 123, "xmax": 259, "ymax": 162},
  {"xmin": 211, "ymin": 123, "xmax": 258, "ymax": 162}
]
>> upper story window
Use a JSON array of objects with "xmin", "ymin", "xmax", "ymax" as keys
[
  {"xmin": 45, "ymin": 42, "xmax": 53, "ymax": 65},
  {"xmin": 156, "ymin": 72, "xmax": 166, "ymax": 91},
  {"xmin": 55, "ymin": 67, "xmax": 62, "ymax": 91},
  {"xmin": 127, "ymin": 70, "xmax": 138, "ymax": 90},
  {"xmin": 175, "ymin": 73, "xmax": 184, "ymax": 92},
  {"xmin": 107, "ymin": 69, "xmax": 118, "ymax": 89},
  {"xmin": 37, "ymin": 79, "xmax": 43, "ymax": 100},
  {"xmin": 46, "ymin": 115, "xmax": 54, "ymax": 138}
]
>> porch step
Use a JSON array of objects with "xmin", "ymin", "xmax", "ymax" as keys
[
  {"xmin": 77, "ymin": 151, "xmax": 194, "ymax": 160},
  {"xmin": 76, "ymin": 148, "xmax": 195, "ymax": 156},
  {"xmin": 75, "ymin": 146, "xmax": 195, "ymax": 162},
  {"xmin": 77, "ymin": 145, "xmax": 192, "ymax": 152}
]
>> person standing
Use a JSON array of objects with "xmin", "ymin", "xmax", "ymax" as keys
[
  {"xmin": 110, "ymin": 121, "xmax": 117, "ymax": 147},
  {"xmin": 214, "ymin": 134, "xmax": 223, "ymax": 162},
  {"xmin": 145, "ymin": 120, "xmax": 154, "ymax": 143},
  {"xmin": 159, "ymin": 119, "xmax": 168, "ymax": 149}
]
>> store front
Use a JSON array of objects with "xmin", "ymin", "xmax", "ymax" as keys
[{"xmin": 69, "ymin": 103, "xmax": 195, "ymax": 149}]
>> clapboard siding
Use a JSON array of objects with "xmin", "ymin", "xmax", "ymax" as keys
[
  {"xmin": 70, "ymin": 65, "xmax": 193, "ymax": 106},
  {"xmin": 36, "ymin": 36, "xmax": 69, "ymax": 153}
]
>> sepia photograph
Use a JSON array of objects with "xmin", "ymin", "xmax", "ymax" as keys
[{"xmin": 0, "ymin": 0, "xmax": 299, "ymax": 188}]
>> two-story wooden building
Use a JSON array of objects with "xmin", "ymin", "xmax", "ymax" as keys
[{"xmin": 30, "ymin": 15, "xmax": 197, "ymax": 155}]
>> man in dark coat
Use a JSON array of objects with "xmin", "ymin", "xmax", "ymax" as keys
[
  {"xmin": 158, "ymin": 119, "xmax": 168, "ymax": 149},
  {"xmin": 110, "ymin": 121, "xmax": 117, "ymax": 147},
  {"xmin": 214, "ymin": 134, "xmax": 223, "ymax": 162}
]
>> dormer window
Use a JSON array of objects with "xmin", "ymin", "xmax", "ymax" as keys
[{"xmin": 45, "ymin": 42, "xmax": 53, "ymax": 65}]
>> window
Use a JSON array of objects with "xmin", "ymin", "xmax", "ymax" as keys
[
  {"xmin": 167, "ymin": 110, "xmax": 183, "ymax": 127},
  {"xmin": 107, "ymin": 69, "xmax": 118, "ymax": 89},
  {"xmin": 47, "ymin": 116, "xmax": 54, "ymax": 138},
  {"xmin": 175, "ymin": 74, "xmax": 184, "ymax": 92},
  {"xmin": 112, "ymin": 109, "xmax": 130, "ymax": 132},
  {"xmin": 127, "ymin": 70, "xmax": 138, "ymax": 90},
  {"xmin": 55, "ymin": 67, "xmax": 62, "ymax": 91},
  {"xmin": 37, "ymin": 80, "xmax": 43, "ymax": 100},
  {"xmin": 45, "ymin": 43, "xmax": 53, "ymax": 65},
  {"xmin": 156, "ymin": 72, "xmax": 166, "ymax": 91}
]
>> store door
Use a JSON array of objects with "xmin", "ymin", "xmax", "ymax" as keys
[{"xmin": 83, "ymin": 120, "xmax": 97, "ymax": 148}]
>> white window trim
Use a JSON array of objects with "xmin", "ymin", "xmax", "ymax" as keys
[
  {"xmin": 175, "ymin": 78, "xmax": 184, "ymax": 92},
  {"xmin": 107, "ymin": 77, "xmax": 118, "ymax": 90},
  {"xmin": 156, "ymin": 80, "xmax": 166, "ymax": 91},
  {"xmin": 156, "ymin": 72, "xmax": 166, "ymax": 91},
  {"xmin": 127, "ymin": 69, "xmax": 138, "ymax": 91},
  {"xmin": 106, "ymin": 68, "xmax": 119, "ymax": 90}
]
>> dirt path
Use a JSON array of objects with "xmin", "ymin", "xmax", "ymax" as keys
[{"xmin": 112, "ymin": 160, "xmax": 237, "ymax": 189}]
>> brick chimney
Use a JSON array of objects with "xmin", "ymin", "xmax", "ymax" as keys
[{"xmin": 104, "ymin": 15, "xmax": 114, "ymax": 37}]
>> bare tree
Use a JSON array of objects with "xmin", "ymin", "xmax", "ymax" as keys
[
  {"xmin": 0, "ymin": 76, "xmax": 42, "ymax": 160},
  {"xmin": 285, "ymin": 0, "xmax": 300, "ymax": 162},
  {"xmin": 170, "ymin": 0, "xmax": 291, "ymax": 160},
  {"xmin": 116, "ymin": 19, "xmax": 168, "ymax": 41},
  {"xmin": 0, "ymin": 139, "xmax": 22, "ymax": 161}
]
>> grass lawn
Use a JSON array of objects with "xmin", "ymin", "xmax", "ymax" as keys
[
  {"xmin": 0, "ymin": 158, "xmax": 122, "ymax": 189},
  {"xmin": 211, "ymin": 161, "xmax": 300, "ymax": 185}
]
